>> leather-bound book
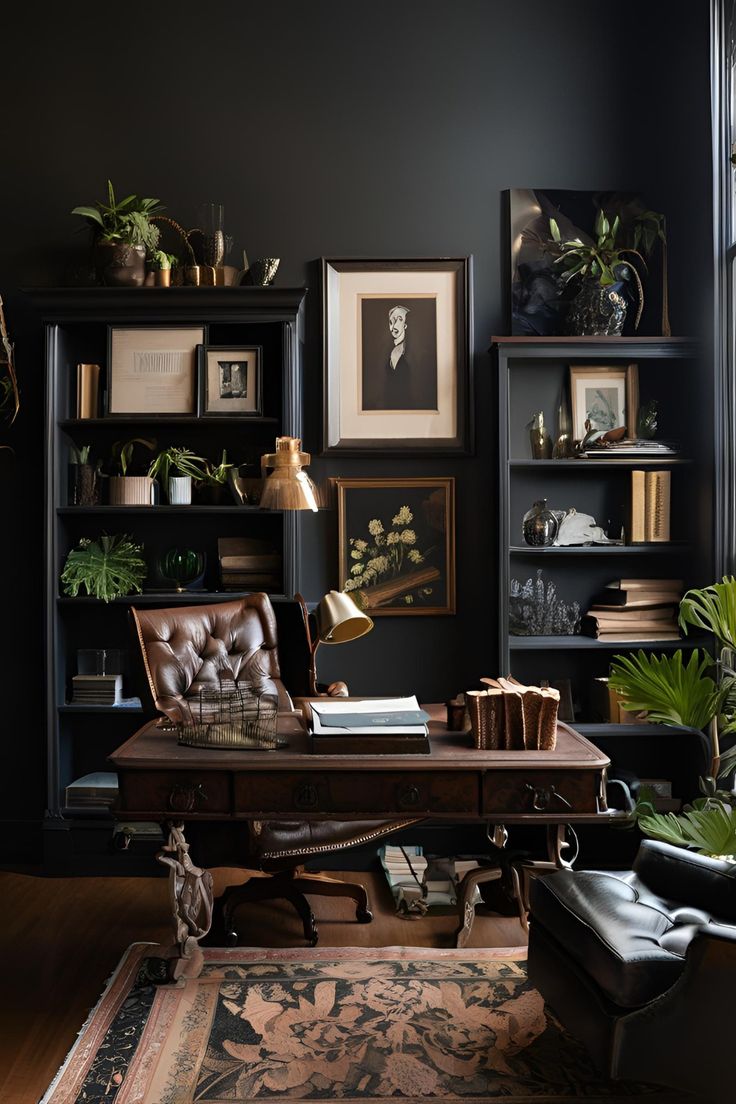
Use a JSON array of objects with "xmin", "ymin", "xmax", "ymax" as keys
[
  {"xmin": 537, "ymin": 688, "xmax": 560, "ymax": 750},
  {"xmin": 630, "ymin": 469, "xmax": 647, "ymax": 543},
  {"xmin": 644, "ymin": 470, "xmax": 671, "ymax": 542},
  {"xmin": 502, "ymin": 689, "xmax": 526, "ymax": 750}
]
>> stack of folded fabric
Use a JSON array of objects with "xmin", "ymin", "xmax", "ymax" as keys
[
  {"xmin": 466, "ymin": 677, "xmax": 559, "ymax": 750},
  {"xmin": 582, "ymin": 578, "xmax": 682, "ymax": 641}
]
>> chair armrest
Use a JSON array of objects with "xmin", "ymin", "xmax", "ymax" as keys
[{"xmin": 634, "ymin": 839, "xmax": 736, "ymax": 922}]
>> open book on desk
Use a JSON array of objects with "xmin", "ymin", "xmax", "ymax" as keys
[{"xmin": 308, "ymin": 696, "xmax": 431, "ymax": 755}]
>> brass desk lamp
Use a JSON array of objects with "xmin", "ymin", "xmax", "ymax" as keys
[{"xmin": 303, "ymin": 590, "xmax": 374, "ymax": 695}]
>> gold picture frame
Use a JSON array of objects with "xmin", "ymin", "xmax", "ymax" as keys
[
  {"xmin": 569, "ymin": 363, "xmax": 639, "ymax": 440},
  {"xmin": 106, "ymin": 326, "xmax": 203, "ymax": 416},
  {"xmin": 336, "ymin": 477, "xmax": 455, "ymax": 616}
]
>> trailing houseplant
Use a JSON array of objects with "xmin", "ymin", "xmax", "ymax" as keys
[
  {"xmin": 71, "ymin": 181, "xmax": 164, "ymax": 287},
  {"xmin": 195, "ymin": 449, "xmax": 234, "ymax": 504},
  {"xmin": 148, "ymin": 446, "xmax": 208, "ymax": 505},
  {"xmin": 60, "ymin": 534, "xmax": 146, "ymax": 602}
]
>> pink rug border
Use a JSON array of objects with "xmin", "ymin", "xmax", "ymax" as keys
[{"xmin": 40, "ymin": 943, "xmax": 528, "ymax": 1104}]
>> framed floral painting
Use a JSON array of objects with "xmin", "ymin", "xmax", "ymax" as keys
[{"xmin": 336, "ymin": 477, "xmax": 455, "ymax": 616}]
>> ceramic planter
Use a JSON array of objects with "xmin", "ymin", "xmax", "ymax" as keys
[
  {"xmin": 168, "ymin": 475, "xmax": 192, "ymax": 505},
  {"xmin": 108, "ymin": 476, "xmax": 156, "ymax": 505},
  {"xmin": 94, "ymin": 241, "xmax": 147, "ymax": 288}
]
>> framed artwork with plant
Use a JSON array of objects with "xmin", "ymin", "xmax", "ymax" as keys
[{"xmin": 336, "ymin": 477, "xmax": 455, "ymax": 616}]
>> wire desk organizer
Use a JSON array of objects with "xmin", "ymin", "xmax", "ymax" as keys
[{"xmin": 176, "ymin": 678, "xmax": 286, "ymax": 750}]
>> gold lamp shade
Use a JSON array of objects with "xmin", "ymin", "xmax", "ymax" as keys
[
  {"xmin": 260, "ymin": 436, "xmax": 319, "ymax": 512},
  {"xmin": 315, "ymin": 590, "xmax": 374, "ymax": 644}
]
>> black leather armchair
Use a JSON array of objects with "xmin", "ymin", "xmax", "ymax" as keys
[
  {"xmin": 130, "ymin": 593, "xmax": 411, "ymax": 945},
  {"xmin": 528, "ymin": 839, "xmax": 736, "ymax": 1103}
]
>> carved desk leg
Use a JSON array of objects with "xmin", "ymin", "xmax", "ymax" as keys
[
  {"xmin": 156, "ymin": 823, "xmax": 214, "ymax": 982},
  {"xmin": 454, "ymin": 866, "xmax": 503, "ymax": 948}
]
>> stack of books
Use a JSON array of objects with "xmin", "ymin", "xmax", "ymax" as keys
[
  {"xmin": 583, "ymin": 439, "xmax": 679, "ymax": 459},
  {"xmin": 379, "ymin": 845, "xmax": 481, "ymax": 916},
  {"xmin": 65, "ymin": 771, "xmax": 119, "ymax": 809},
  {"xmin": 629, "ymin": 469, "xmax": 671, "ymax": 542},
  {"xmin": 308, "ymin": 696, "xmax": 430, "ymax": 754},
  {"xmin": 71, "ymin": 674, "xmax": 123, "ymax": 705},
  {"xmin": 217, "ymin": 537, "xmax": 282, "ymax": 592},
  {"xmin": 582, "ymin": 578, "xmax": 683, "ymax": 641}
]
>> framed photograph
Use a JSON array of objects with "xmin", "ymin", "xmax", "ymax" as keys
[
  {"xmin": 569, "ymin": 363, "xmax": 639, "ymax": 440},
  {"xmin": 336, "ymin": 477, "xmax": 455, "ymax": 616},
  {"xmin": 322, "ymin": 257, "xmax": 473, "ymax": 454},
  {"xmin": 197, "ymin": 345, "xmax": 262, "ymax": 417},
  {"xmin": 106, "ymin": 326, "xmax": 203, "ymax": 416}
]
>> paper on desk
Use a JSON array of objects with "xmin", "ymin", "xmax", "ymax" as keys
[{"xmin": 310, "ymin": 696, "xmax": 427, "ymax": 736}]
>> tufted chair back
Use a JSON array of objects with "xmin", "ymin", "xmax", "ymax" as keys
[{"xmin": 131, "ymin": 594, "xmax": 291, "ymax": 723}]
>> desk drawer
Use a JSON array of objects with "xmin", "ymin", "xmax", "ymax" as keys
[
  {"xmin": 234, "ymin": 771, "xmax": 478, "ymax": 816},
  {"xmin": 119, "ymin": 771, "xmax": 231, "ymax": 815},
  {"xmin": 482, "ymin": 770, "xmax": 599, "ymax": 815}
]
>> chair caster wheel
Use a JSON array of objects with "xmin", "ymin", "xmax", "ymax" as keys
[
  {"xmin": 356, "ymin": 906, "xmax": 373, "ymax": 924},
  {"xmin": 226, "ymin": 930, "xmax": 238, "ymax": 947}
]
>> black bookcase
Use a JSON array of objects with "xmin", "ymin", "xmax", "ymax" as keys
[
  {"xmin": 29, "ymin": 287, "xmax": 307, "ymax": 867},
  {"xmin": 495, "ymin": 335, "xmax": 712, "ymax": 767}
]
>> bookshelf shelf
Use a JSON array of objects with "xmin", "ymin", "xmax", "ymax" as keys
[
  {"xmin": 58, "ymin": 704, "xmax": 146, "ymax": 714},
  {"xmin": 508, "ymin": 634, "xmax": 707, "ymax": 651},
  {"xmin": 56, "ymin": 590, "xmax": 287, "ymax": 605},
  {"xmin": 509, "ymin": 544, "xmax": 688, "ymax": 556},
  {"xmin": 509, "ymin": 458, "xmax": 691, "ymax": 470}
]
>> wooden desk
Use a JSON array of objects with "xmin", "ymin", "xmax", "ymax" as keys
[
  {"xmin": 110, "ymin": 707, "xmax": 613, "ymax": 826},
  {"xmin": 109, "ymin": 706, "xmax": 618, "ymax": 969}
]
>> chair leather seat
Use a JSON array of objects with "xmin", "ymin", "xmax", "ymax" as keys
[{"xmin": 530, "ymin": 868, "xmax": 720, "ymax": 1008}]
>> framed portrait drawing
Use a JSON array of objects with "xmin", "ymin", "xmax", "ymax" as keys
[
  {"xmin": 106, "ymin": 326, "xmax": 203, "ymax": 415},
  {"xmin": 569, "ymin": 363, "xmax": 639, "ymax": 439},
  {"xmin": 322, "ymin": 258, "xmax": 473, "ymax": 454},
  {"xmin": 336, "ymin": 477, "xmax": 455, "ymax": 616},
  {"xmin": 197, "ymin": 345, "xmax": 262, "ymax": 417}
]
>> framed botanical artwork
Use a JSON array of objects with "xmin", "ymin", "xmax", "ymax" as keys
[
  {"xmin": 106, "ymin": 326, "xmax": 204, "ymax": 417},
  {"xmin": 569, "ymin": 363, "xmax": 639, "ymax": 440},
  {"xmin": 336, "ymin": 477, "xmax": 455, "ymax": 616},
  {"xmin": 197, "ymin": 345, "xmax": 262, "ymax": 417},
  {"xmin": 106, "ymin": 326, "xmax": 203, "ymax": 415},
  {"xmin": 322, "ymin": 257, "xmax": 473, "ymax": 454}
]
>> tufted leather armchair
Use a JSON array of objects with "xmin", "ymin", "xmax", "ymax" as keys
[
  {"xmin": 130, "ymin": 593, "xmax": 409, "ymax": 944},
  {"xmin": 527, "ymin": 839, "xmax": 736, "ymax": 1102}
]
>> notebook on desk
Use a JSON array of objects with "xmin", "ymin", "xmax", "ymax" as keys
[{"xmin": 308, "ymin": 696, "xmax": 431, "ymax": 755}]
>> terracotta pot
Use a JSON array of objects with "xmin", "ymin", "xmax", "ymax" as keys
[{"xmin": 94, "ymin": 241, "xmax": 146, "ymax": 288}]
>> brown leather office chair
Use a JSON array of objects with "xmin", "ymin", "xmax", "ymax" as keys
[{"xmin": 130, "ymin": 593, "xmax": 411, "ymax": 944}]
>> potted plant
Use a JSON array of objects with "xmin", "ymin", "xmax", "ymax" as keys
[
  {"xmin": 108, "ymin": 437, "xmax": 157, "ymax": 505},
  {"xmin": 148, "ymin": 446, "xmax": 208, "ymax": 505},
  {"xmin": 71, "ymin": 181, "xmax": 164, "ymax": 288},
  {"xmin": 147, "ymin": 250, "xmax": 177, "ymax": 288},
  {"xmin": 547, "ymin": 209, "xmax": 648, "ymax": 336},
  {"xmin": 68, "ymin": 443, "xmax": 101, "ymax": 506},
  {"xmin": 195, "ymin": 449, "xmax": 234, "ymax": 505},
  {"xmin": 61, "ymin": 533, "xmax": 146, "ymax": 603}
]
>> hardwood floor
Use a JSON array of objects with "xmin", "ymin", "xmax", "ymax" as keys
[{"xmin": 0, "ymin": 867, "xmax": 526, "ymax": 1104}]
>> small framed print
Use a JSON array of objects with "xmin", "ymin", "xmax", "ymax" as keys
[
  {"xmin": 107, "ymin": 326, "xmax": 203, "ymax": 415},
  {"xmin": 322, "ymin": 257, "xmax": 473, "ymax": 454},
  {"xmin": 336, "ymin": 477, "xmax": 455, "ymax": 616},
  {"xmin": 197, "ymin": 345, "xmax": 262, "ymax": 417},
  {"xmin": 569, "ymin": 363, "xmax": 639, "ymax": 439}
]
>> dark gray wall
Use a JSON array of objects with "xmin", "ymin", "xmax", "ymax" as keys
[{"xmin": 0, "ymin": 1, "xmax": 713, "ymax": 859}]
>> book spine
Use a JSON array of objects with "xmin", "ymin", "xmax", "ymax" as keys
[
  {"xmin": 644, "ymin": 470, "xmax": 671, "ymax": 542},
  {"xmin": 76, "ymin": 363, "xmax": 100, "ymax": 419},
  {"xmin": 630, "ymin": 470, "xmax": 646, "ymax": 543}
]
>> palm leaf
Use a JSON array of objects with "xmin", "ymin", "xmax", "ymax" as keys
[
  {"xmin": 638, "ymin": 803, "xmax": 736, "ymax": 858},
  {"xmin": 608, "ymin": 648, "xmax": 725, "ymax": 729},
  {"xmin": 679, "ymin": 576, "xmax": 736, "ymax": 649}
]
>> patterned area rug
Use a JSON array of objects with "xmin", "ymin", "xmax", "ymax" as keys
[{"xmin": 42, "ymin": 944, "xmax": 681, "ymax": 1103}]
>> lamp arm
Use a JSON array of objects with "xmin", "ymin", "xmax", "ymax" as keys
[{"xmin": 295, "ymin": 592, "xmax": 319, "ymax": 695}]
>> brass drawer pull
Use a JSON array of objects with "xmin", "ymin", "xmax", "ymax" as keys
[
  {"xmin": 294, "ymin": 782, "xmax": 319, "ymax": 810},
  {"xmin": 397, "ymin": 784, "xmax": 421, "ymax": 809},
  {"xmin": 525, "ymin": 783, "xmax": 572, "ymax": 812},
  {"xmin": 168, "ymin": 783, "xmax": 208, "ymax": 813}
]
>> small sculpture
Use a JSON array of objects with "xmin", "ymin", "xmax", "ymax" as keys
[
  {"xmin": 529, "ymin": 411, "xmax": 553, "ymax": 459},
  {"xmin": 554, "ymin": 507, "xmax": 615, "ymax": 546}
]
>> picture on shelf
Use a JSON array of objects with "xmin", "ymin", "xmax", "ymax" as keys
[
  {"xmin": 569, "ymin": 363, "xmax": 639, "ymax": 440},
  {"xmin": 322, "ymin": 257, "xmax": 471, "ymax": 453},
  {"xmin": 198, "ymin": 345, "xmax": 262, "ymax": 416},
  {"xmin": 107, "ymin": 326, "xmax": 203, "ymax": 415},
  {"xmin": 336, "ymin": 477, "xmax": 455, "ymax": 615}
]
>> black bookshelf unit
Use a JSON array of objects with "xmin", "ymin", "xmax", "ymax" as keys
[
  {"xmin": 494, "ymin": 336, "xmax": 713, "ymax": 722},
  {"xmin": 31, "ymin": 287, "xmax": 307, "ymax": 867}
]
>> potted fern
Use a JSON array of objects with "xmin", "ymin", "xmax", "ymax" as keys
[{"xmin": 72, "ymin": 181, "xmax": 164, "ymax": 288}]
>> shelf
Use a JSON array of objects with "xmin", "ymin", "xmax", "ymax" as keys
[
  {"xmin": 60, "ymin": 417, "xmax": 279, "ymax": 428},
  {"xmin": 58, "ymin": 704, "xmax": 145, "ymax": 714},
  {"xmin": 510, "ymin": 544, "xmax": 688, "ymax": 556},
  {"xmin": 508, "ymin": 635, "xmax": 707, "ymax": 651},
  {"xmin": 57, "ymin": 591, "xmax": 287, "ymax": 605},
  {"xmin": 58, "ymin": 505, "xmax": 279, "ymax": 515},
  {"xmin": 509, "ymin": 458, "xmax": 691, "ymax": 470}
]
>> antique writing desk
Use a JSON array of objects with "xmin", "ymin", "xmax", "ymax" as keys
[{"xmin": 110, "ymin": 706, "xmax": 617, "ymax": 966}]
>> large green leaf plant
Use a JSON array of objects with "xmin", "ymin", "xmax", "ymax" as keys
[{"xmin": 61, "ymin": 534, "xmax": 146, "ymax": 603}]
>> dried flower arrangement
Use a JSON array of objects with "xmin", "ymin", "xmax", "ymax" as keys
[{"xmin": 509, "ymin": 569, "xmax": 580, "ymax": 636}]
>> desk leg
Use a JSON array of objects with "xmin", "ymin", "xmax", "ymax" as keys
[
  {"xmin": 546, "ymin": 823, "xmax": 573, "ymax": 869},
  {"xmin": 155, "ymin": 823, "xmax": 214, "ymax": 982}
]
